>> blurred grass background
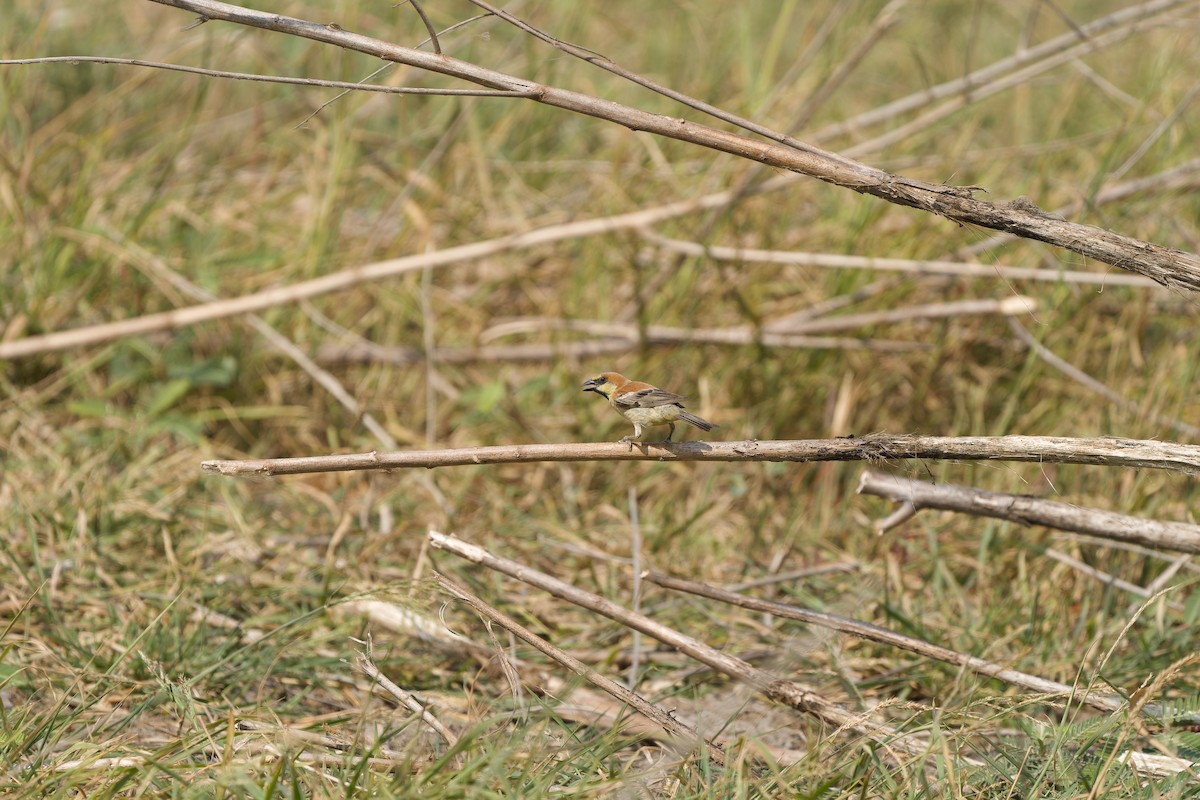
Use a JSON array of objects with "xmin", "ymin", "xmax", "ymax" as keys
[{"xmin": 3, "ymin": 0, "xmax": 1200, "ymax": 796}]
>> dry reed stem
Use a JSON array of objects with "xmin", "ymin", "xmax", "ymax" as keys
[
  {"xmin": 645, "ymin": 572, "xmax": 1125, "ymax": 713},
  {"xmin": 0, "ymin": 56, "xmax": 530, "ymax": 95},
  {"xmin": 840, "ymin": 4, "xmax": 1193, "ymax": 160},
  {"xmin": 481, "ymin": 297, "xmax": 1036, "ymax": 341},
  {"xmin": 642, "ymin": 231, "xmax": 1162, "ymax": 288},
  {"xmin": 355, "ymin": 643, "xmax": 459, "ymax": 749},
  {"xmin": 0, "ymin": 175, "xmax": 788, "ymax": 361},
  {"xmin": 858, "ymin": 470, "xmax": 1200, "ymax": 554},
  {"xmin": 200, "ymin": 435, "xmax": 1200, "ymax": 477},
  {"xmin": 144, "ymin": 0, "xmax": 1200, "ymax": 290},
  {"xmin": 428, "ymin": 531, "xmax": 928, "ymax": 757},
  {"xmin": 1007, "ymin": 318, "xmax": 1200, "ymax": 440},
  {"xmin": 812, "ymin": 0, "xmax": 1191, "ymax": 144},
  {"xmin": 1042, "ymin": 549, "xmax": 1166, "ymax": 602},
  {"xmin": 432, "ymin": 572, "xmax": 727, "ymax": 765},
  {"xmin": 314, "ymin": 331, "xmax": 919, "ymax": 367}
]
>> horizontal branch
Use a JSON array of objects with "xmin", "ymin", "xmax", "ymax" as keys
[
  {"xmin": 145, "ymin": 0, "xmax": 1200, "ymax": 290},
  {"xmin": 314, "ymin": 331, "xmax": 919, "ymax": 366},
  {"xmin": 200, "ymin": 434, "xmax": 1200, "ymax": 477},
  {"xmin": 641, "ymin": 231, "xmax": 1163, "ymax": 288},
  {"xmin": 857, "ymin": 470, "xmax": 1200, "ymax": 554}
]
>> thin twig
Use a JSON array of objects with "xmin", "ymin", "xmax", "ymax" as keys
[
  {"xmin": 200, "ymin": 435, "xmax": 1200, "ymax": 477},
  {"xmin": 786, "ymin": 0, "xmax": 907, "ymax": 135},
  {"xmin": 431, "ymin": 572, "xmax": 726, "ymax": 764},
  {"xmin": 1008, "ymin": 318, "xmax": 1200, "ymax": 439},
  {"xmin": 1044, "ymin": 549, "xmax": 1157, "ymax": 600},
  {"xmin": 0, "ymin": 56, "xmax": 531, "ymax": 96},
  {"xmin": 813, "ymin": 0, "xmax": 1187, "ymax": 143},
  {"xmin": 627, "ymin": 487, "xmax": 643, "ymax": 692},
  {"xmin": 429, "ymin": 532, "xmax": 928, "ymax": 756},
  {"xmin": 482, "ymin": 297, "xmax": 1036, "ymax": 341},
  {"xmin": 314, "ymin": 331, "xmax": 920, "ymax": 367},
  {"xmin": 461, "ymin": 0, "xmax": 856, "ymax": 165},
  {"xmin": 857, "ymin": 469, "xmax": 1200, "ymax": 555},
  {"xmin": 298, "ymin": 12, "xmax": 493, "ymax": 126},
  {"xmin": 725, "ymin": 563, "xmax": 860, "ymax": 592},
  {"xmin": 140, "ymin": 0, "xmax": 1200, "ymax": 290},
  {"xmin": 405, "ymin": 0, "xmax": 441, "ymax": 55},
  {"xmin": 644, "ymin": 571, "xmax": 1126, "ymax": 714},
  {"xmin": 642, "ymin": 230, "xmax": 1163, "ymax": 288},
  {"xmin": 0, "ymin": 174, "xmax": 792, "ymax": 361},
  {"xmin": 839, "ymin": 7, "xmax": 1188, "ymax": 161},
  {"xmin": 355, "ymin": 640, "xmax": 459, "ymax": 748}
]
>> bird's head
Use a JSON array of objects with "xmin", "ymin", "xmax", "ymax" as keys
[{"xmin": 581, "ymin": 372, "xmax": 625, "ymax": 399}]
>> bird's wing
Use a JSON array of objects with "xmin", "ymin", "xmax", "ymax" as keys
[{"xmin": 613, "ymin": 387, "xmax": 689, "ymax": 409}]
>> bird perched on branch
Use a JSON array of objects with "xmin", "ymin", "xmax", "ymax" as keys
[{"xmin": 581, "ymin": 372, "xmax": 717, "ymax": 444}]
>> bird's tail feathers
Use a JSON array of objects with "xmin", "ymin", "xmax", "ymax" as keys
[{"xmin": 679, "ymin": 410, "xmax": 717, "ymax": 431}]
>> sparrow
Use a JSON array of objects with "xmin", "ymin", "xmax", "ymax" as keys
[{"xmin": 581, "ymin": 372, "xmax": 717, "ymax": 444}]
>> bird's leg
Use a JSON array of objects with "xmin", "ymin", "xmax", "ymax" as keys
[
  {"xmin": 665, "ymin": 422, "xmax": 676, "ymax": 442},
  {"xmin": 619, "ymin": 423, "xmax": 645, "ymax": 450}
]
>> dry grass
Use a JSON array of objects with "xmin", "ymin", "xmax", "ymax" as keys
[{"xmin": 3, "ymin": 1, "xmax": 1200, "ymax": 796}]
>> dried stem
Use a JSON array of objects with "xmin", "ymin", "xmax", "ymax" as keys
[
  {"xmin": 642, "ymin": 231, "xmax": 1162, "ymax": 288},
  {"xmin": 431, "ymin": 572, "xmax": 726, "ymax": 764},
  {"xmin": 858, "ymin": 469, "xmax": 1200, "ymax": 554},
  {"xmin": 1008, "ymin": 318, "xmax": 1200, "ymax": 440},
  {"xmin": 200, "ymin": 435, "xmax": 1200, "ymax": 477},
  {"xmin": 355, "ymin": 644, "xmax": 459, "ymax": 749},
  {"xmin": 1043, "ymin": 549, "xmax": 1165, "ymax": 601},
  {"xmin": 819, "ymin": 0, "xmax": 1188, "ymax": 146},
  {"xmin": 405, "ymin": 0, "xmax": 442, "ymax": 55},
  {"xmin": 645, "ymin": 571, "xmax": 1126, "ymax": 714},
  {"xmin": 0, "ymin": 56, "xmax": 526, "ymax": 95},
  {"xmin": 314, "ymin": 331, "xmax": 919, "ymax": 367},
  {"xmin": 429, "ymin": 531, "xmax": 927, "ymax": 756},
  {"xmin": 484, "ymin": 297, "xmax": 1036, "ymax": 341},
  {"xmin": 142, "ymin": 0, "xmax": 1200, "ymax": 290},
  {"xmin": 0, "ymin": 175, "xmax": 787, "ymax": 361}
]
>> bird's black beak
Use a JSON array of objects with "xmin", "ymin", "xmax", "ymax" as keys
[{"xmin": 581, "ymin": 378, "xmax": 601, "ymax": 393}]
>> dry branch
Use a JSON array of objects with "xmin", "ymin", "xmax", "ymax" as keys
[
  {"xmin": 812, "ymin": 0, "xmax": 1191, "ymax": 145},
  {"xmin": 429, "ymin": 531, "xmax": 927, "ymax": 756},
  {"xmin": 484, "ymin": 298, "xmax": 1036, "ymax": 341},
  {"xmin": 0, "ymin": 173, "xmax": 787, "ymax": 361},
  {"xmin": 858, "ymin": 470, "xmax": 1200, "ymax": 554},
  {"xmin": 314, "ymin": 331, "xmax": 918, "ymax": 367},
  {"xmin": 200, "ymin": 435, "xmax": 1200, "ymax": 477},
  {"xmin": 144, "ymin": 0, "xmax": 1200, "ymax": 290},
  {"xmin": 1043, "ymin": 549, "xmax": 1166, "ymax": 602},
  {"xmin": 355, "ymin": 645, "xmax": 459, "ymax": 749},
  {"xmin": 432, "ymin": 572, "xmax": 726, "ymax": 765},
  {"xmin": 642, "ymin": 231, "xmax": 1163, "ymax": 288},
  {"xmin": 645, "ymin": 572, "xmax": 1125, "ymax": 713},
  {"xmin": 0, "ymin": 56, "xmax": 530, "ymax": 96},
  {"xmin": 1008, "ymin": 318, "xmax": 1200, "ymax": 440}
]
